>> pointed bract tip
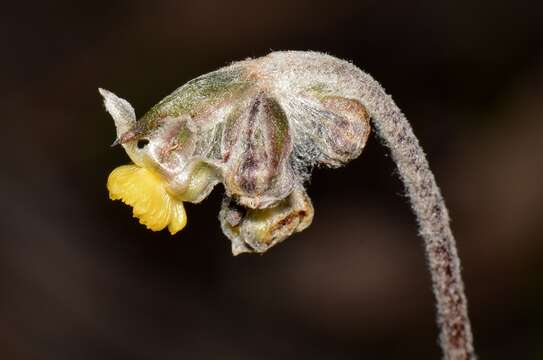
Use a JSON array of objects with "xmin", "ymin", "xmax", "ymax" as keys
[
  {"xmin": 98, "ymin": 88, "xmax": 111, "ymax": 97},
  {"xmin": 98, "ymin": 87, "xmax": 137, "ymax": 139}
]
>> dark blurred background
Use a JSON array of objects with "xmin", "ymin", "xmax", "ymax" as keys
[{"xmin": 2, "ymin": 1, "xmax": 543, "ymax": 359}]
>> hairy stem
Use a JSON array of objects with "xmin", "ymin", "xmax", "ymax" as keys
[{"xmin": 355, "ymin": 72, "xmax": 476, "ymax": 359}]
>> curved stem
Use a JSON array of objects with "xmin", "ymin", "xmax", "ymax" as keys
[{"xmin": 355, "ymin": 72, "xmax": 476, "ymax": 359}]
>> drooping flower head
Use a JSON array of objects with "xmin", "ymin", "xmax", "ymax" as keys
[{"xmin": 102, "ymin": 51, "xmax": 370, "ymax": 254}]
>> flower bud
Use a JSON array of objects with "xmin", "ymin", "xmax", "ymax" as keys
[{"xmin": 219, "ymin": 186, "xmax": 313, "ymax": 255}]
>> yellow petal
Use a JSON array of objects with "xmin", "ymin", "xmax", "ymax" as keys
[
  {"xmin": 107, "ymin": 165, "xmax": 187, "ymax": 234},
  {"xmin": 168, "ymin": 201, "xmax": 187, "ymax": 235}
]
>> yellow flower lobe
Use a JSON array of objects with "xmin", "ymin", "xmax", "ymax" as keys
[{"xmin": 107, "ymin": 165, "xmax": 187, "ymax": 235}]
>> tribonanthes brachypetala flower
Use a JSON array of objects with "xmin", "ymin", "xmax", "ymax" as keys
[{"xmin": 101, "ymin": 51, "xmax": 475, "ymax": 359}]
